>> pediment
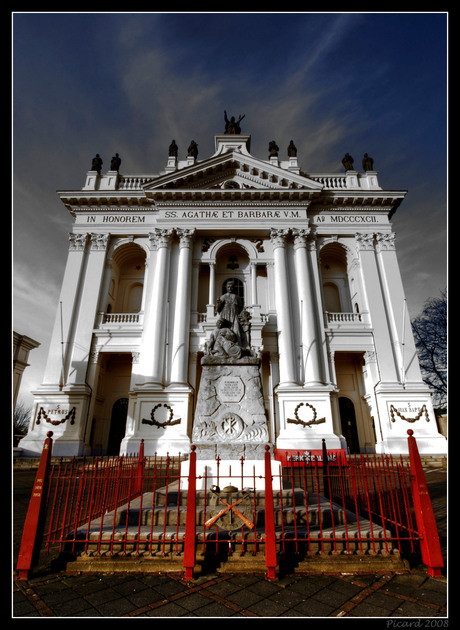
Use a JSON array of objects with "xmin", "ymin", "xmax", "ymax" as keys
[{"xmin": 143, "ymin": 150, "xmax": 323, "ymax": 194}]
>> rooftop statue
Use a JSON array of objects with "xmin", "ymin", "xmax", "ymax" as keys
[
  {"xmin": 169, "ymin": 140, "xmax": 178, "ymax": 158},
  {"xmin": 187, "ymin": 140, "xmax": 198, "ymax": 159},
  {"xmin": 224, "ymin": 110, "xmax": 245, "ymax": 134},
  {"xmin": 268, "ymin": 140, "xmax": 279, "ymax": 157},
  {"xmin": 342, "ymin": 153, "xmax": 354, "ymax": 171},
  {"xmin": 362, "ymin": 153, "xmax": 375, "ymax": 171},
  {"xmin": 287, "ymin": 140, "xmax": 297, "ymax": 157},
  {"xmin": 110, "ymin": 153, "xmax": 121, "ymax": 171},
  {"xmin": 91, "ymin": 154, "xmax": 103, "ymax": 174}
]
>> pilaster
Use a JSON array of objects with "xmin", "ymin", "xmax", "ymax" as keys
[
  {"xmin": 374, "ymin": 232, "xmax": 423, "ymax": 385},
  {"xmin": 355, "ymin": 232, "xmax": 400, "ymax": 385},
  {"xmin": 66, "ymin": 233, "xmax": 109, "ymax": 385}
]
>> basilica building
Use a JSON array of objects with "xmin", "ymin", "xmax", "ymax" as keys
[{"xmin": 18, "ymin": 120, "xmax": 447, "ymax": 458}]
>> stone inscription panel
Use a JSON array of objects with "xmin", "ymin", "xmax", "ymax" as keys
[{"xmin": 217, "ymin": 376, "xmax": 245, "ymax": 403}]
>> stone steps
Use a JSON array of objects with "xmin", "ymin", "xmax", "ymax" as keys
[
  {"xmin": 62, "ymin": 481, "xmax": 410, "ymax": 574},
  {"xmin": 66, "ymin": 485, "xmax": 394, "ymax": 555}
]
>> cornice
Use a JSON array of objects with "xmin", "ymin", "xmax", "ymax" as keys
[{"xmin": 310, "ymin": 190, "xmax": 406, "ymax": 214}]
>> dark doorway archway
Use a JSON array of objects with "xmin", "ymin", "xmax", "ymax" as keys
[
  {"xmin": 339, "ymin": 396, "xmax": 360, "ymax": 454},
  {"xmin": 107, "ymin": 397, "xmax": 128, "ymax": 455}
]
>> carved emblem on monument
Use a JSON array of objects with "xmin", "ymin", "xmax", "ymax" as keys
[{"xmin": 216, "ymin": 413, "xmax": 244, "ymax": 441}]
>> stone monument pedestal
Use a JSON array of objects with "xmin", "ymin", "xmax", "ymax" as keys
[{"xmin": 192, "ymin": 355, "xmax": 270, "ymax": 462}]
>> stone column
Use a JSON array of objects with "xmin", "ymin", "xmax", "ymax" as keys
[
  {"xmin": 251, "ymin": 261, "xmax": 258, "ymax": 305},
  {"xmin": 131, "ymin": 236, "xmax": 156, "ymax": 387},
  {"xmin": 206, "ymin": 261, "xmax": 216, "ymax": 319},
  {"xmin": 270, "ymin": 229, "xmax": 297, "ymax": 386},
  {"xmin": 190, "ymin": 260, "xmax": 200, "ymax": 326},
  {"xmin": 208, "ymin": 261, "xmax": 216, "ymax": 305},
  {"xmin": 308, "ymin": 235, "xmax": 330, "ymax": 383},
  {"xmin": 170, "ymin": 229, "xmax": 195, "ymax": 385},
  {"xmin": 136, "ymin": 229, "xmax": 174, "ymax": 387},
  {"xmin": 293, "ymin": 228, "xmax": 323, "ymax": 386},
  {"xmin": 41, "ymin": 233, "xmax": 89, "ymax": 388}
]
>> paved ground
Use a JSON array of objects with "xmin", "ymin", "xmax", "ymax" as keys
[{"xmin": 12, "ymin": 465, "xmax": 448, "ymax": 619}]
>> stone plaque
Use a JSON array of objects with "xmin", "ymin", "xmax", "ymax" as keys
[{"xmin": 217, "ymin": 376, "xmax": 244, "ymax": 403}]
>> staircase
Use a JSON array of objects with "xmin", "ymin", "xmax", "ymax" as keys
[{"xmin": 62, "ymin": 480, "xmax": 409, "ymax": 575}]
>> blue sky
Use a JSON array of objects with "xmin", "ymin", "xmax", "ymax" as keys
[{"xmin": 13, "ymin": 12, "xmax": 448, "ymax": 406}]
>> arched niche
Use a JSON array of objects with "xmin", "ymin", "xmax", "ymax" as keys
[
  {"xmin": 214, "ymin": 241, "xmax": 250, "ymax": 307},
  {"xmin": 106, "ymin": 241, "xmax": 147, "ymax": 314},
  {"xmin": 319, "ymin": 241, "xmax": 352, "ymax": 313}
]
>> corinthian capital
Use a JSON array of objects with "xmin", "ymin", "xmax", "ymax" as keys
[
  {"xmin": 69, "ymin": 233, "xmax": 88, "ymax": 251},
  {"xmin": 292, "ymin": 227, "xmax": 310, "ymax": 249},
  {"xmin": 90, "ymin": 233, "xmax": 110, "ymax": 251},
  {"xmin": 355, "ymin": 232, "xmax": 375, "ymax": 251},
  {"xmin": 149, "ymin": 228, "xmax": 175, "ymax": 250},
  {"xmin": 375, "ymin": 232, "xmax": 396, "ymax": 251},
  {"xmin": 177, "ymin": 228, "xmax": 196, "ymax": 248},
  {"xmin": 270, "ymin": 228, "xmax": 290, "ymax": 249}
]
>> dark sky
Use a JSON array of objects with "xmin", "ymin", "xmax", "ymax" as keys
[{"xmin": 13, "ymin": 12, "xmax": 448, "ymax": 404}]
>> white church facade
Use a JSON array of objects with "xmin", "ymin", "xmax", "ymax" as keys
[{"xmin": 18, "ymin": 123, "xmax": 447, "ymax": 458}]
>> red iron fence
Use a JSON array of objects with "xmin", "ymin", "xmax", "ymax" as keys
[{"xmin": 16, "ymin": 430, "xmax": 444, "ymax": 581}]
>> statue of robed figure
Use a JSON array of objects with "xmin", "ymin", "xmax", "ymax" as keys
[{"xmin": 216, "ymin": 280, "xmax": 243, "ymax": 343}]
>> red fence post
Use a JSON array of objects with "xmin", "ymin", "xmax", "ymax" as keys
[
  {"xmin": 322, "ymin": 438, "xmax": 329, "ymax": 499},
  {"xmin": 183, "ymin": 445, "xmax": 197, "ymax": 580},
  {"xmin": 16, "ymin": 431, "xmax": 54, "ymax": 580},
  {"xmin": 407, "ymin": 430, "xmax": 444, "ymax": 577},
  {"xmin": 264, "ymin": 445, "xmax": 277, "ymax": 580}
]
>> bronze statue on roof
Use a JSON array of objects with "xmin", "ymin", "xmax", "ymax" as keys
[{"xmin": 224, "ymin": 111, "xmax": 245, "ymax": 134}]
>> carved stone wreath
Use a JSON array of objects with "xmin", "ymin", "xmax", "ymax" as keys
[
  {"xmin": 287, "ymin": 402, "xmax": 326, "ymax": 428},
  {"xmin": 390, "ymin": 404, "xmax": 430, "ymax": 423},
  {"xmin": 142, "ymin": 403, "xmax": 181, "ymax": 429},
  {"xmin": 36, "ymin": 406, "xmax": 76, "ymax": 426}
]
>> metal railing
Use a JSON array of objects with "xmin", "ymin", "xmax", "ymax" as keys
[{"xmin": 16, "ymin": 431, "xmax": 444, "ymax": 581}]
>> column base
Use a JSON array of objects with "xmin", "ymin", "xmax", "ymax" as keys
[
  {"xmin": 373, "ymin": 388, "xmax": 448, "ymax": 456},
  {"xmin": 123, "ymin": 388, "xmax": 192, "ymax": 456},
  {"xmin": 17, "ymin": 387, "xmax": 90, "ymax": 457},
  {"xmin": 275, "ymin": 385, "xmax": 342, "ymax": 451}
]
